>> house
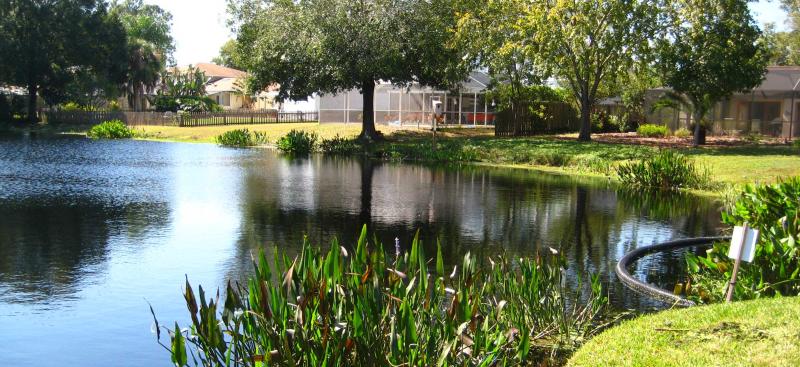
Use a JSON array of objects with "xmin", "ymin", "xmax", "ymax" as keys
[
  {"xmin": 317, "ymin": 71, "xmax": 496, "ymax": 126},
  {"xmin": 171, "ymin": 63, "xmax": 283, "ymax": 111},
  {"xmin": 605, "ymin": 66, "xmax": 800, "ymax": 138}
]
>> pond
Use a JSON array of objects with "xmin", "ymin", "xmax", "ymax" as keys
[{"xmin": 0, "ymin": 134, "xmax": 722, "ymax": 366}]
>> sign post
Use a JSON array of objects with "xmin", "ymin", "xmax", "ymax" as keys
[{"xmin": 725, "ymin": 223, "xmax": 759, "ymax": 302}]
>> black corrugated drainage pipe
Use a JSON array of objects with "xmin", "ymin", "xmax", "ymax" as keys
[{"xmin": 616, "ymin": 237, "xmax": 729, "ymax": 307}]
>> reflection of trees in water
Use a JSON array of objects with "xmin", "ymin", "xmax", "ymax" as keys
[
  {"xmin": 0, "ymin": 198, "xmax": 170, "ymax": 304},
  {"xmin": 229, "ymin": 156, "xmax": 722, "ymax": 310}
]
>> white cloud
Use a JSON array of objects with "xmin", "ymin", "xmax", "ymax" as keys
[{"xmin": 144, "ymin": 0, "xmax": 232, "ymax": 66}]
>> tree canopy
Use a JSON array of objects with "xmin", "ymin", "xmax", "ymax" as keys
[
  {"xmin": 229, "ymin": 0, "xmax": 468, "ymax": 141},
  {"xmin": 531, "ymin": 0, "xmax": 660, "ymax": 141},
  {"xmin": 657, "ymin": 0, "xmax": 768, "ymax": 146},
  {"xmin": 212, "ymin": 40, "xmax": 245, "ymax": 70},
  {"xmin": 111, "ymin": 0, "xmax": 175, "ymax": 111},
  {"xmin": 0, "ymin": 0, "xmax": 130, "ymax": 121}
]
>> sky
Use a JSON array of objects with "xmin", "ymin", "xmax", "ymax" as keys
[{"xmin": 148, "ymin": 0, "xmax": 790, "ymax": 67}]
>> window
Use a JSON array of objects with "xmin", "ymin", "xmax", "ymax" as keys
[{"xmin": 750, "ymin": 101, "xmax": 782, "ymax": 122}]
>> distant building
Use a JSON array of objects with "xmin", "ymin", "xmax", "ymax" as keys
[
  {"xmin": 316, "ymin": 71, "xmax": 496, "ymax": 126},
  {"xmin": 601, "ymin": 66, "xmax": 800, "ymax": 138}
]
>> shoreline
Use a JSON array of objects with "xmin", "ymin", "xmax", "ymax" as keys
[{"xmin": 8, "ymin": 122, "xmax": 797, "ymax": 199}]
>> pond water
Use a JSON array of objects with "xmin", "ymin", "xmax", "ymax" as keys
[{"xmin": 0, "ymin": 135, "xmax": 722, "ymax": 366}]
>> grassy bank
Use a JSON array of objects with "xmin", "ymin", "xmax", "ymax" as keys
[
  {"xmin": 16, "ymin": 122, "xmax": 800, "ymax": 191},
  {"xmin": 568, "ymin": 296, "xmax": 800, "ymax": 367}
]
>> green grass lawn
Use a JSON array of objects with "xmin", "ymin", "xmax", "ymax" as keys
[
  {"xmin": 568, "ymin": 297, "xmax": 800, "ymax": 367},
  {"xmin": 133, "ymin": 122, "xmax": 402, "ymax": 143}
]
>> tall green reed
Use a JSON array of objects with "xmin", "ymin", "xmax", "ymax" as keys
[{"xmin": 152, "ymin": 226, "xmax": 608, "ymax": 366}]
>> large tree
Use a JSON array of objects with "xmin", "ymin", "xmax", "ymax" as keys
[
  {"xmin": 212, "ymin": 39, "xmax": 245, "ymax": 70},
  {"xmin": 453, "ymin": 1, "xmax": 547, "ymax": 129},
  {"xmin": 657, "ymin": 0, "xmax": 768, "ymax": 146},
  {"xmin": 229, "ymin": 0, "xmax": 468, "ymax": 141},
  {"xmin": 111, "ymin": 0, "xmax": 175, "ymax": 111},
  {"xmin": 529, "ymin": 0, "xmax": 660, "ymax": 141},
  {"xmin": 0, "ymin": 0, "xmax": 129, "ymax": 122}
]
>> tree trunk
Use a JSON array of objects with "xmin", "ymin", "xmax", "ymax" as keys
[
  {"xmin": 27, "ymin": 83, "xmax": 38, "ymax": 124},
  {"xmin": 358, "ymin": 80, "xmax": 381, "ymax": 142},
  {"xmin": 578, "ymin": 96, "xmax": 592, "ymax": 141},
  {"xmin": 692, "ymin": 111, "xmax": 706, "ymax": 146}
]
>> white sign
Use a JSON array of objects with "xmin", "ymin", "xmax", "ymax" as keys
[
  {"xmin": 432, "ymin": 100, "xmax": 443, "ymax": 118},
  {"xmin": 727, "ymin": 226, "xmax": 759, "ymax": 263}
]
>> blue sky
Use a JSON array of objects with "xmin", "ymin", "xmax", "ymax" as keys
[{"xmin": 146, "ymin": 0, "xmax": 789, "ymax": 67}]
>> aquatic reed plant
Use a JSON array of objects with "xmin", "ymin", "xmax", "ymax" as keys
[
  {"xmin": 151, "ymin": 226, "xmax": 609, "ymax": 366},
  {"xmin": 215, "ymin": 129, "xmax": 268, "ymax": 147},
  {"xmin": 276, "ymin": 129, "xmax": 318, "ymax": 154},
  {"xmin": 616, "ymin": 150, "xmax": 710, "ymax": 190}
]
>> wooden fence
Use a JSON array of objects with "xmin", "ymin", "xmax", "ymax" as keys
[
  {"xmin": 179, "ymin": 111, "xmax": 318, "ymax": 127},
  {"xmin": 44, "ymin": 110, "xmax": 178, "ymax": 126},
  {"xmin": 42, "ymin": 110, "xmax": 319, "ymax": 127},
  {"xmin": 494, "ymin": 102, "xmax": 580, "ymax": 137}
]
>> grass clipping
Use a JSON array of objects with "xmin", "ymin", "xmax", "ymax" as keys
[
  {"xmin": 568, "ymin": 296, "xmax": 800, "ymax": 367},
  {"xmin": 152, "ymin": 226, "xmax": 609, "ymax": 366}
]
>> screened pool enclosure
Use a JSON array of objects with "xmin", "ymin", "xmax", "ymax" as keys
[{"xmin": 317, "ymin": 72, "xmax": 496, "ymax": 126}]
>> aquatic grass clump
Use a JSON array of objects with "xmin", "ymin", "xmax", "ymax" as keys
[
  {"xmin": 215, "ymin": 129, "xmax": 268, "ymax": 147},
  {"xmin": 636, "ymin": 124, "xmax": 669, "ymax": 138},
  {"xmin": 86, "ymin": 120, "xmax": 134, "ymax": 139},
  {"xmin": 319, "ymin": 135, "xmax": 362, "ymax": 154},
  {"xmin": 276, "ymin": 129, "xmax": 318, "ymax": 154},
  {"xmin": 616, "ymin": 150, "xmax": 710, "ymax": 190},
  {"xmin": 152, "ymin": 227, "xmax": 609, "ymax": 366}
]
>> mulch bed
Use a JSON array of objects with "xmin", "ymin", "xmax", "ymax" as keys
[{"xmin": 566, "ymin": 132, "xmax": 789, "ymax": 148}]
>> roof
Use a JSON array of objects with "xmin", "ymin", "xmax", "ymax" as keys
[
  {"xmin": 206, "ymin": 77, "xmax": 244, "ymax": 94},
  {"xmin": 171, "ymin": 63, "xmax": 247, "ymax": 79},
  {"xmin": 754, "ymin": 66, "xmax": 800, "ymax": 91}
]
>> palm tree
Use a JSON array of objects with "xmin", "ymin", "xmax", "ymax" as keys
[
  {"xmin": 650, "ymin": 90, "xmax": 713, "ymax": 147},
  {"xmin": 124, "ymin": 40, "xmax": 162, "ymax": 111}
]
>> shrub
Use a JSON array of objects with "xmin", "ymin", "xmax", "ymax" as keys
[
  {"xmin": 276, "ymin": 129, "xmax": 318, "ymax": 154},
  {"xmin": 320, "ymin": 135, "xmax": 362, "ymax": 154},
  {"xmin": 793, "ymin": 139, "xmax": 800, "ymax": 149},
  {"xmin": 86, "ymin": 120, "xmax": 134, "ymax": 139},
  {"xmin": 215, "ymin": 129, "xmax": 267, "ymax": 147},
  {"xmin": 636, "ymin": 124, "xmax": 669, "ymax": 138},
  {"xmin": 684, "ymin": 178, "xmax": 800, "ymax": 302},
  {"xmin": 152, "ymin": 227, "xmax": 608, "ymax": 366},
  {"xmin": 674, "ymin": 127, "xmax": 691, "ymax": 138},
  {"xmin": 616, "ymin": 150, "xmax": 710, "ymax": 190}
]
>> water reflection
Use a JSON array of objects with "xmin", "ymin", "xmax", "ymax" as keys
[
  {"xmin": 0, "ymin": 198, "xmax": 170, "ymax": 305},
  {"xmin": 230, "ymin": 154, "xmax": 722, "ymax": 310},
  {"xmin": 0, "ymin": 136, "xmax": 723, "ymax": 365}
]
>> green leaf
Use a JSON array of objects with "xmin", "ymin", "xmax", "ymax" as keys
[
  {"xmin": 436, "ymin": 239, "xmax": 444, "ymax": 277},
  {"xmin": 171, "ymin": 323, "xmax": 187, "ymax": 366}
]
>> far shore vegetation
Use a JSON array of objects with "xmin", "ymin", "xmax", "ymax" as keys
[{"xmin": 15, "ymin": 121, "xmax": 799, "ymax": 196}]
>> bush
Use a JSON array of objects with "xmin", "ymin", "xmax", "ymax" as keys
[
  {"xmin": 152, "ymin": 227, "xmax": 608, "ymax": 366},
  {"xmin": 793, "ymin": 139, "xmax": 800, "ymax": 149},
  {"xmin": 674, "ymin": 127, "xmax": 691, "ymax": 138},
  {"xmin": 276, "ymin": 129, "xmax": 318, "ymax": 154},
  {"xmin": 320, "ymin": 135, "xmax": 362, "ymax": 154},
  {"xmin": 616, "ymin": 150, "xmax": 710, "ymax": 190},
  {"xmin": 86, "ymin": 120, "xmax": 134, "ymax": 139},
  {"xmin": 636, "ymin": 124, "xmax": 669, "ymax": 138},
  {"xmin": 684, "ymin": 178, "xmax": 800, "ymax": 302},
  {"xmin": 215, "ymin": 129, "xmax": 267, "ymax": 147}
]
